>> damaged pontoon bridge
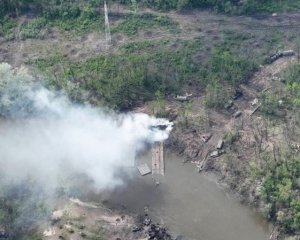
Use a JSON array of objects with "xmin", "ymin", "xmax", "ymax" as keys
[{"xmin": 152, "ymin": 141, "xmax": 164, "ymax": 185}]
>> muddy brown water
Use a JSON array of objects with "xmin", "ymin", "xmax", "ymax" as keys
[{"xmin": 94, "ymin": 151, "xmax": 271, "ymax": 240}]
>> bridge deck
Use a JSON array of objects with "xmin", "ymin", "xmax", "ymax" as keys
[{"xmin": 152, "ymin": 142, "xmax": 164, "ymax": 181}]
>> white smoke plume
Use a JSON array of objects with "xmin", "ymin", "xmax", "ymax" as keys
[{"xmin": 0, "ymin": 63, "xmax": 173, "ymax": 191}]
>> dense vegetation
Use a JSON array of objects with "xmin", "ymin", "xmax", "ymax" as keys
[
  {"xmin": 262, "ymin": 156, "xmax": 300, "ymax": 233},
  {"xmin": 2, "ymin": 0, "xmax": 300, "ymax": 18},
  {"xmin": 30, "ymin": 38, "xmax": 257, "ymax": 110}
]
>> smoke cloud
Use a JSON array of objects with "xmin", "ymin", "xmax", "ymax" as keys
[{"xmin": 0, "ymin": 63, "xmax": 173, "ymax": 191}]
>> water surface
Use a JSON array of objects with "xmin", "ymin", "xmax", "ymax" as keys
[{"xmin": 100, "ymin": 151, "xmax": 270, "ymax": 240}]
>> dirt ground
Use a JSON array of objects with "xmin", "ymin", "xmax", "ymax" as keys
[
  {"xmin": 42, "ymin": 198, "xmax": 167, "ymax": 240},
  {"xmin": 2, "ymin": 7, "xmax": 300, "ymax": 68}
]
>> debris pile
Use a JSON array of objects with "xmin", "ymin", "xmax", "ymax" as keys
[
  {"xmin": 148, "ymin": 224, "xmax": 172, "ymax": 240},
  {"xmin": 133, "ymin": 214, "xmax": 174, "ymax": 240}
]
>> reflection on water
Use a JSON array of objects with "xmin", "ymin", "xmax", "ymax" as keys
[{"xmin": 95, "ymin": 151, "xmax": 271, "ymax": 240}]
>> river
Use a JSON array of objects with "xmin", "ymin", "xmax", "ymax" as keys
[{"xmin": 96, "ymin": 150, "xmax": 271, "ymax": 240}]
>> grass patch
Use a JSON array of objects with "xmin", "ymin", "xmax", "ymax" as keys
[
  {"xmin": 112, "ymin": 13, "xmax": 178, "ymax": 36},
  {"xmin": 0, "ymin": 17, "xmax": 17, "ymax": 40},
  {"xmin": 31, "ymin": 36, "xmax": 258, "ymax": 110},
  {"xmin": 20, "ymin": 17, "xmax": 47, "ymax": 40}
]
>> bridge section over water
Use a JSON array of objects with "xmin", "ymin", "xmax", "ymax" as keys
[{"xmin": 152, "ymin": 142, "xmax": 164, "ymax": 184}]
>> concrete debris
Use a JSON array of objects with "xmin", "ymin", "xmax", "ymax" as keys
[
  {"xmin": 216, "ymin": 140, "xmax": 224, "ymax": 150},
  {"xmin": 233, "ymin": 111, "xmax": 242, "ymax": 118},
  {"xmin": 201, "ymin": 133, "xmax": 212, "ymax": 143}
]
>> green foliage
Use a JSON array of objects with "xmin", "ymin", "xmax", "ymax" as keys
[
  {"xmin": 20, "ymin": 17, "xmax": 47, "ymax": 40},
  {"xmin": 112, "ymin": 13, "xmax": 177, "ymax": 36},
  {"xmin": 262, "ymin": 157, "xmax": 300, "ymax": 233},
  {"xmin": 0, "ymin": 17, "xmax": 17, "ymax": 40},
  {"xmin": 204, "ymin": 79, "xmax": 228, "ymax": 109},
  {"xmin": 0, "ymin": 182, "xmax": 49, "ymax": 239},
  {"xmin": 116, "ymin": 0, "xmax": 300, "ymax": 13},
  {"xmin": 210, "ymin": 47, "xmax": 258, "ymax": 87},
  {"xmin": 259, "ymin": 92, "xmax": 281, "ymax": 117},
  {"xmin": 42, "ymin": 3, "xmax": 103, "ymax": 34},
  {"xmin": 1, "ymin": 0, "xmax": 300, "ymax": 19},
  {"xmin": 281, "ymin": 63, "xmax": 300, "ymax": 108},
  {"xmin": 32, "ymin": 38, "xmax": 203, "ymax": 109}
]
